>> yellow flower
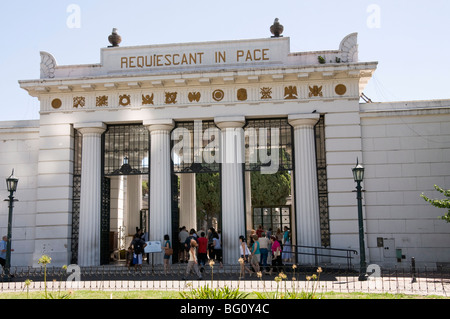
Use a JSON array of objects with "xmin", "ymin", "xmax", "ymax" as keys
[
  {"xmin": 38, "ymin": 255, "xmax": 51, "ymax": 265},
  {"xmin": 312, "ymin": 274, "xmax": 317, "ymax": 280},
  {"xmin": 238, "ymin": 258, "xmax": 244, "ymax": 264},
  {"xmin": 279, "ymin": 272, "xmax": 287, "ymax": 279},
  {"xmin": 306, "ymin": 276, "xmax": 311, "ymax": 281},
  {"xmin": 292, "ymin": 264, "xmax": 297, "ymax": 269},
  {"xmin": 257, "ymin": 271, "xmax": 262, "ymax": 278},
  {"xmin": 275, "ymin": 276, "xmax": 282, "ymax": 283},
  {"xmin": 209, "ymin": 260, "xmax": 215, "ymax": 267},
  {"xmin": 317, "ymin": 267, "xmax": 323, "ymax": 273}
]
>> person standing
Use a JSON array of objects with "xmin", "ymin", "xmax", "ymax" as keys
[
  {"xmin": 197, "ymin": 232, "xmax": 208, "ymax": 272},
  {"xmin": 250, "ymin": 234, "xmax": 260, "ymax": 273},
  {"xmin": 131, "ymin": 234, "xmax": 147, "ymax": 271},
  {"xmin": 0, "ymin": 236, "xmax": 13, "ymax": 271},
  {"xmin": 282, "ymin": 226, "xmax": 292, "ymax": 263},
  {"xmin": 256, "ymin": 225, "xmax": 264, "ymax": 238},
  {"xmin": 269, "ymin": 236, "xmax": 282, "ymax": 275},
  {"xmin": 163, "ymin": 234, "xmax": 172, "ymax": 274},
  {"xmin": 207, "ymin": 227, "xmax": 216, "ymax": 261},
  {"xmin": 182, "ymin": 239, "xmax": 202, "ymax": 280},
  {"xmin": 178, "ymin": 226, "xmax": 189, "ymax": 263},
  {"xmin": 125, "ymin": 243, "xmax": 134, "ymax": 270},
  {"xmin": 239, "ymin": 235, "xmax": 252, "ymax": 278},
  {"xmin": 212, "ymin": 232, "xmax": 223, "ymax": 268},
  {"xmin": 258, "ymin": 232, "xmax": 270, "ymax": 272}
]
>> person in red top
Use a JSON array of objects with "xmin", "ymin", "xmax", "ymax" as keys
[
  {"xmin": 256, "ymin": 225, "xmax": 264, "ymax": 238},
  {"xmin": 197, "ymin": 231, "xmax": 208, "ymax": 272}
]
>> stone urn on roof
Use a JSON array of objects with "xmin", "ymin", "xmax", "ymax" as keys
[
  {"xmin": 270, "ymin": 18, "xmax": 284, "ymax": 38},
  {"xmin": 108, "ymin": 28, "xmax": 122, "ymax": 47}
]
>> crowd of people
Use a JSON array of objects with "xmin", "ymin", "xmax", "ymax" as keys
[
  {"xmin": 239, "ymin": 225, "xmax": 292, "ymax": 278},
  {"xmin": 126, "ymin": 224, "xmax": 292, "ymax": 279},
  {"xmin": 177, "ymin": 226, "xmax": 223, "ymax": 280}
]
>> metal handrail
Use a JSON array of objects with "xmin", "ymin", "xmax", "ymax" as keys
[{"xmin": 289, "ymin": 244, "xmax": 358, "ymax": 270}]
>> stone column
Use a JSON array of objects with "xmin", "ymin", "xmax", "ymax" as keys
[
  {"xmin": 215, "ymin": 117, "xmax": 246, "ymax": 265},
  {"xmin": 127, "ymin": 175, "xmax": 142, "ymax": 234},
  {"xmin": 245, "ymin": 171, "xmax": 252, "ymax": 231},
  {"xmin": 74, "ymin": 122, "xmax": 106, "ymax": 267},
  {"xmin": 144, "ymin": 119, "xmax": 174, "ymax": 264},
  {"xmin": 288, "ymin": 114, "xmax": 321, "ymax": 264},
  {"xmin": 179, "ymin": 173, "xmax": 197, "ymax": 231}
]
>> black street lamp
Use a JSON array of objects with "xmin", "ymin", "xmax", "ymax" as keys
[
  {"xmin": 352, "ymin": 159, "xmax": 367, "ymax": 281},
  {"xmin": 4, "ymin": 169, "xmax": 18, "ymax": 279}
]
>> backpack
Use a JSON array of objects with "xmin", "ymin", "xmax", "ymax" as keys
[{"xmin": 133, "ymin": 239, "xmax": 144, "ymax": 254}]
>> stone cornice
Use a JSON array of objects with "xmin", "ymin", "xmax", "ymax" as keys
[{"xmin": 19, "ymin": 62, "xmax": 377, "ymax": 97}]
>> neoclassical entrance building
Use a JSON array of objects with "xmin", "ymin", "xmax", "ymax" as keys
[{"xmin": 2, "ymin": 22, "xmax": 450, "ymax": 269}]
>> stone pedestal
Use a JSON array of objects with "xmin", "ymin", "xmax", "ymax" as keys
[
  {"xmin": 289, "ymin": 114, "xmax": 321, "ymax": 264},
  {"xmin": 74, "ymin": 122, "xmax": 106, "ymax": 266}
]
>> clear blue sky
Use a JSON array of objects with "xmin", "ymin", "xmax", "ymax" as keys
[{"xmin": 1, "ymin": 0, "xmax": 449, "ymax": 121}]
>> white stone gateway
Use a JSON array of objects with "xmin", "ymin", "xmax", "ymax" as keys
[{"xmin": 0, "ymin": 27, "xmax": 447, "ymax": 270}]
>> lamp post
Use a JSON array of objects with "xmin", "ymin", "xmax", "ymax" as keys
[
  {"xmin": 352, "ymin": 159, "xmax": 367, "ymax": 281},
  {"xmin": 4, "ymin": 169, "xmax": 18, "ymax": 278}
]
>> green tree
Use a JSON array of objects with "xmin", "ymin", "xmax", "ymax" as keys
[
  {"xmin": 196, "ymin": 173, "xmax": 221, "ymax": 228},
  {"xmin": 251, "ymin": 171, "xmax": 291, "ymax": 207},
  {"xmin": 421, "ymin": 185, "xmax": 450, "ymax": 223}
]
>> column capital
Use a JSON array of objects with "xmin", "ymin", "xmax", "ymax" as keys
[
  {"xmin": 214, "ymin": 116, "xmax": 246, "ymax": 129},
  {"xmin": 288, "ymin": 114, "xmax": 320, "ymax": 128},
  {"xmin": 143, "ymin": 119, "xmax": 175, "ymax": 132},
  {"xmin": 73, "ymin": 122, "xmax": 106, "ymax": 135}
]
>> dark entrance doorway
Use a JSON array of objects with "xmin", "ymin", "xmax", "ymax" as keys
[
  {"xmin": 171, "ymin": 120, "xmax": 221, "ymax": 263},
  {"xmin": 243, "ymin": 118, "xmax": 294, "ymax": 241},
  {"xmin": 102, "ymin": 124, "xmax": 150, "ymax": 265}
]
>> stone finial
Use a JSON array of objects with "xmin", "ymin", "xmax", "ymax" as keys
[
  {"xmin": 339, "ymin": 33, "xmax": 358, "ymax": 63},
  {"xmin": 40, "ymin": 51, "xmax": 57, "ymax": 79},
  {"xmin": 270, "ymin": 18, "xmax": 284, "ymax": 38},
  {"xmin": 108, "ymin": 28, "xmax": 122, "ymax": 47}
]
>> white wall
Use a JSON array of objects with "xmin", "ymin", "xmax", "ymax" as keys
[
  {"xmin": 360, "ymin": 101, "xmax": 450, "ymax": 268},
  {"xmin": 0, "ymin": 121, "xmax": 39, "ymax": 267}
]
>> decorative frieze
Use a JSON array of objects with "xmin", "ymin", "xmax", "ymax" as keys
[
  {"xmin": 142, "ymin": 94, "xmax": 154, "ymax": 105},
  {"xmin": 96, "ymin": 95, "xmax": 108, "ymax": 107},
  {"xmin": 119, "ymin": 94, "xmax": 131, "ymax": 106},
  {"xmin": 309, "ymin": 85, "xmax": 323, "ymax": 98},
  {"xmin": 51, "ymin": 98, "xmax": 62, "ymax": 109},
  {"xmin": 42, "ymin": 81, "xmax": 354, "ymax": 113},
  {"xmin": 73, "ymin": 96, "xmax": 85, "ymax": 108}
]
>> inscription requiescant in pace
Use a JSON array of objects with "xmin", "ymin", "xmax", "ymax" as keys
[{"xmin": 120, "ymin": 49, "xmax": 270, "ymax": 69}]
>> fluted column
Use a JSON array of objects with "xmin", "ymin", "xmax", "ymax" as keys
[
  {"xmin": 215, "ymin": 117, "xmax": 246, "ymax": 265},
  {"xmin": 288, "ymin": 114, "xmax": 321, "ymax": 264},
  {"xmin": 74, "ymin": 122, "xmax": 106, "ymax": 267},
  {"xmin": 127, "ymin": 175, "xmax": 142, "ymax": 234},
  {"xmin": 179, "ymin": 174, "xmax": 197, "ymax": 231},
  {"xmin": 144, "ymin": 119, "xmax": 174, "ymax": 264}
]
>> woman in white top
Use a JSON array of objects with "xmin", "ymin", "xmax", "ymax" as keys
[
  {"xmin": 182, "ymin": 239, "xmax": 202, "ymax": 280},
  {"xmin": 239, "ymin": 235, "xmax": 252, "ymax": 278}
]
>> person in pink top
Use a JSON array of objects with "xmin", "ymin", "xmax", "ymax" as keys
[
  {"xmin": 269, "ymin": 236, "xmax": 282, "ymax": 275},
  {"xmin": 197, "ymin": 231, "xmax": 208, "ymax": 272}
]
